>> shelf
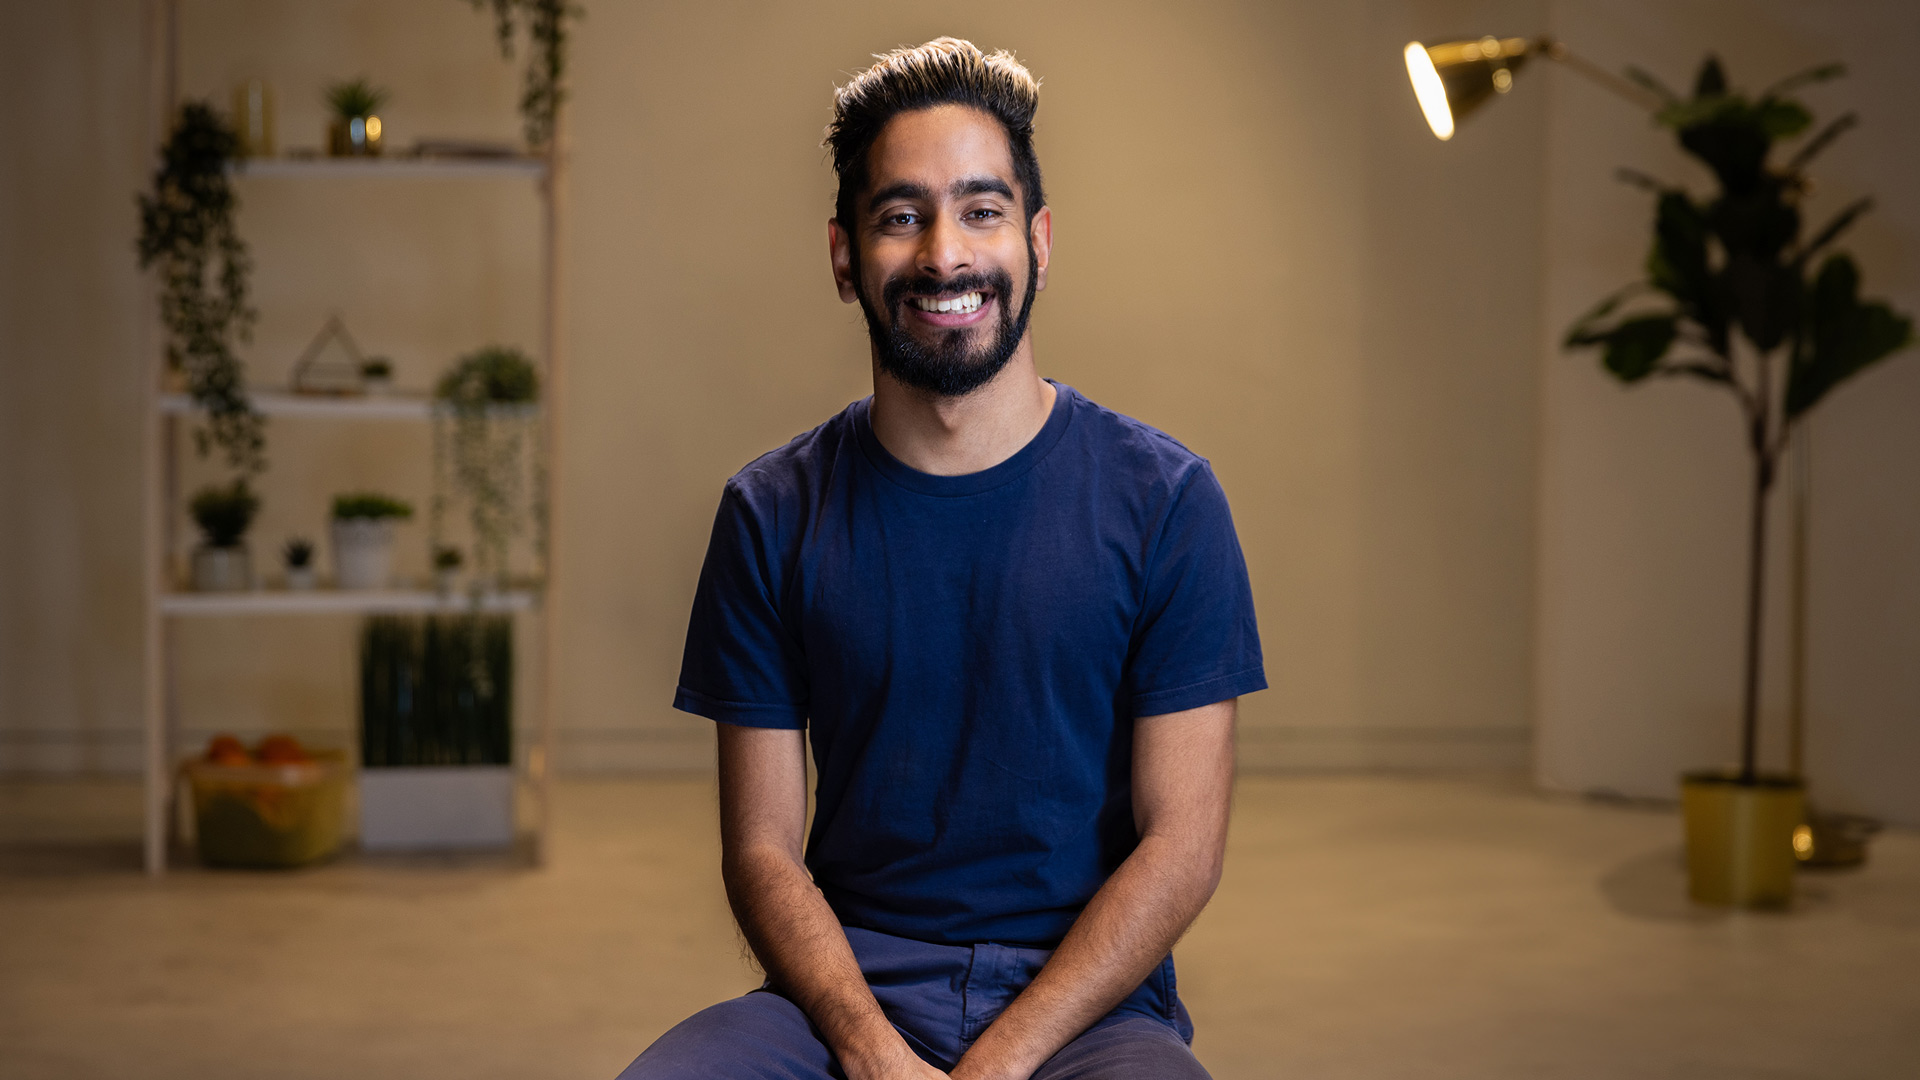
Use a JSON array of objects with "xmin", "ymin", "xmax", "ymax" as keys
[
  {"xmin": 160, "ymin": 391, "xmax": 430, "ymax": 420},
  {"xmin": 232, "ymin": 157, "xmax": 546, "ymax": 180},
  {"xmin": 158, "ymin": 392, "xmax": 538, "ymax": 421},
  {"xmin": 161, "ymin": 589, "xmax": 539, "ymax": 617}
]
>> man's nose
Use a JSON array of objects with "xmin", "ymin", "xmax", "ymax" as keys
[{"xmin": 917, "ymin": 213, "xmax": 972, "ymax": 279}]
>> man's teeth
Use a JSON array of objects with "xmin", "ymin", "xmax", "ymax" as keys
[{"xmin": 913, "ymin": 292, "xmax": 984, "ymax": 314}]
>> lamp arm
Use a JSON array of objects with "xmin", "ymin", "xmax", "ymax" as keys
[{"xmin": 1536, "ymin": 36, "xmax": 1668, "ymax": 112}]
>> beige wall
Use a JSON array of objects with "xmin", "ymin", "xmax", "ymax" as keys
[
  {"xmin": 5, "ymin": 0, "xmax": 1546, "ymax": 780},
  {"xmin": 1534, "ymin": 1, "xmax": 1920, "ymax": 823}
]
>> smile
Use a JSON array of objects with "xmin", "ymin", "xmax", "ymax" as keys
[
  {"xmin": 898, "ymin": 288, "xmax": 990, "ymax": 326},
  {"xmin": 911, "ymin": 291, "xmax": 985, "ymax": 314}
]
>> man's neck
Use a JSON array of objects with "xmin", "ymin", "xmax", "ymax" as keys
[{"xmin": 868, "ymin": 347, "xmax": 1057, "ymax": 477}]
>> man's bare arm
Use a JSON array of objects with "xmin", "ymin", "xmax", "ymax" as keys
[
  {"xmin": 949, "ymin": 699, "xmax": 1236, "ymax": 1080},
  {"xmin": 717, "ymin": 723, "xmax": 944, "ymax": 1080}
]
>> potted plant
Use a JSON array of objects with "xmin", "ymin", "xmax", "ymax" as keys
[
  {"xmin": 1565, "ymin": 58, "xmax": 1913, "ymax": 906},
  {"xmin": 188, "ymin": 480, "xmax": 260, "ymax": 591},
  {"xmin": 137, "ymin": 102, "xmax": 265, "ymax": 477},
  {"xmin": 359, "ymin": 356, "xmax": 394, "ymax": 396},
  {"xmin": 358, "ymin": 613, "xmax": 516, "ymax": 849},
  {"xmin": 432, "ymin": 345, "xmax": 542, "ymax": 594},
  {"xmin": 432, "ymin": 545, "xmax": 464, "ymax": 594},
  {"xmin": 325, "ymin": 77, "xmax": 389, "ymax": 157},
  {"xmin": 283, "ymin": 537, "xmax": 316, "ymax": 590},
  {"xmin": 468, "ymin": 0, "xmax": 579, "ymax": 151},
  {"xmin": 330, "ymin": 492, "xmax": 412, "ymax": 590}
]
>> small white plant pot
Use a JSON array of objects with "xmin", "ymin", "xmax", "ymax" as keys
[
  {"xmin": 361, "ymin": 375, "xmax": 394, "ymax": 397},
  {"xmin": 285, "ymin": 565, "xmax": 317, "ymax": 591},
  {"xmin": 331, "ymin": 518, "xmax": 396, "ymax": 590},
  {"xmin": 434, "ymin": 567, "xmax": 461, "ymax": 595},
  {"xmin": 191, "ymin": 544, "xmax": 253, "ymax": 592}
]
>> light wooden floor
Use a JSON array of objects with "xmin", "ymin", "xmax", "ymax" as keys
[{"xmin": 2, "ymin": 774, "xmax": 1916, "ymax": 1078}]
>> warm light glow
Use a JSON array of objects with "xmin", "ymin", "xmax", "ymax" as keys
[
  {"xmin": 1793, "ymin": 823, "xmax": 1815, "ymax": 856},
  {"xmin": 365, "ymin": 115, "xmax": 382, "ymax": 141},
  {"xmin": 1404, "ymin": 42, "xmax": 1454, "ymax": 140}
]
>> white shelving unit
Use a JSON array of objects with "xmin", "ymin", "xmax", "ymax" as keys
[
  {"xmin": 139, "ymin": 0, "xmax": 568, "ymax": 874},
  {"xmin": 159, "ymin": 589, "xmax": 540, "ymax": 618}
]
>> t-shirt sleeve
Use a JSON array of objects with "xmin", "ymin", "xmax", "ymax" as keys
[
  {"xmin": 1127, "ymin": 464, "xmax": 1267, "ymax": 717},
  {"xmin": 672, "ymin": 484, "xmax": 809, "ymax": 728}
]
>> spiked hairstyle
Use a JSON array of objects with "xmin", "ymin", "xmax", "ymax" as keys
[{"xmin": 826, "ymin": 38, "xmax": 1045, "ymax": 235}]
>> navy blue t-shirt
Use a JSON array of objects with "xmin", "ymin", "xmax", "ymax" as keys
[{"xmin": 674, "ymin": 382, "xmax": 1265, "ymax": 946}]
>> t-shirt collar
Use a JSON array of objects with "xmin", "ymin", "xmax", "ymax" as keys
[{"xmin": 854, "ymin": 379, "xmax": 1076, "ymax": 497}]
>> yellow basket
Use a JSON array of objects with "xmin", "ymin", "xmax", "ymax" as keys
[{"xmin": 181, "ymin": 751, "xmax": 349, "ymax": 868}]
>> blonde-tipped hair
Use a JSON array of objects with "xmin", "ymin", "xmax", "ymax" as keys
[{"xmin": 826, "ymin": 38, "xmax": 1044, "ymax": 230}]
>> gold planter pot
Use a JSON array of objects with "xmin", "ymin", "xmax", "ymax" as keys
[
  {"xmin": 1681, "ymin": 770, "xmax": 1804, "ymax": 907},
  {"xmin": 327, "ymin": 114, "xmax": 383, "ymax": 157}
]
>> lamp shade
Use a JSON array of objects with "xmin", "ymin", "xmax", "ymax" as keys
[{"xmin": 1404, "ymin": 37, "xmax": 1532, "ymax": 140}]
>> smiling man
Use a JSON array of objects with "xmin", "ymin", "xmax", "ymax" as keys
[{"xmin": 618, "ymin": 38, "xmax": 1265, "ymax": 1080}]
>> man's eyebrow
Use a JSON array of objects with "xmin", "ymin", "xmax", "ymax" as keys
[
  {"xmin": 953, "ymin": 175, "xmax": 1015, "ymax": 200},
  {"xmin": 867, "ymin": 180, "xmax": 933, "ymax": 209}
]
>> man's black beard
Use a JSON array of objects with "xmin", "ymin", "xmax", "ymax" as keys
[{"xmin": 854, "ymin": 242, "xmax": 1038, "ymax": 398}]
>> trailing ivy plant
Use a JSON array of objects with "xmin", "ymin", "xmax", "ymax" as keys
[
  {"xmin": 432, "ymin": 346, "xmax": 543, "ymax": 591},
  {"xmin": 1564, "ymin": 57, "xmax": 1913, "ymax": 783},
  {"xmin": 137, "ymin": 102, "xmax": 264, "ymax": 475},
  {"xmin": 468, "ymin": 0, "xmax": 581, "ymax": 149}
]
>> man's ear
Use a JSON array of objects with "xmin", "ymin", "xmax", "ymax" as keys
[
  {"xmin": 1029, "ymin": 205, "xmax": 1053, "ymax": 293},
  {"xmin": 828, "ymin": 219, "xmax": 859, "ymax": 304}
]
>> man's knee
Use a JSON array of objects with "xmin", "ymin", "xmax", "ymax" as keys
[
  {"xmin": 1030, "ymin": 1017, "xmax": 1211, "ymax": 1080},
  {"xmin": 616, "ymin": 991, "xmax": 834, "ymax": 1080}
]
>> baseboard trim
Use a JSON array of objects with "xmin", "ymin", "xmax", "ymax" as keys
[
  {"xmin": 2, "ymin": 723, "xmax": 1530, "ymax": 776},
  {"xmin": 1236, "ymin": 725, "xmax": 1531, "ymax": 771}
]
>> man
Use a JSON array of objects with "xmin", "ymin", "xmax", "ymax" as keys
[{"xmin": 621, "ymin": 38, "xmax": 1265, "ymax": 1080}]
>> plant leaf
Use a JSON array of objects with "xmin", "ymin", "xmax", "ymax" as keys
[
  {"xmin": 1600, "ymin": 316, "xmax": 1680, "ymax": 382},
  {"xmin": 1648, "ymin": 192, "xmax": 1711, "ymax": 308},
  {"xmin": 1614, "ymin": 167, "xmax": 1667, "ymax": 192},
  {"xmin": 1764, "ymin": 61, "xmax": 1845, "ymax": 98},
  {"xmin": 1795, "ymin": 196, "xmax": 1872, "ymax": 266},
  {"xmin": 1563, "ymin": 284, "xmax": 1647, "ymax": 349},
  {"xmin": 1789, "ymin": 254, "xmax": 1916, "ymax": 417},
  {"xmin": 1756, "ymin": 98, "xmax": 1813, "ymax": 139},
  {"xmin": 1694, "ymin": 56, "xmax": 1728, "ymax": 98},
  {"xmin": 1786, "ymin": 112, "xmax": 1858, "ymax": 173}
]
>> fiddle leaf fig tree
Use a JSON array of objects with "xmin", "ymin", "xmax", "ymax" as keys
[{"xmin": 1565, "ymin": 57, "xmax": 1913, "ymax": 783}]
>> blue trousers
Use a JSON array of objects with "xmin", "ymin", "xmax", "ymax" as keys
[{"xmin": 618, "ymin": 926, "xmax": 1209, "ymax": 1079}]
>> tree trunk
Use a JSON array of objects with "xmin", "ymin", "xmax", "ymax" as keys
[{"xmin": 1739, "ymin": 450, "xmax": 1774, "ymax": 784}]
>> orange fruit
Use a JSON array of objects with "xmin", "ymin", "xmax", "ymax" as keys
[
  {"xmin": 255, "ymin": 734, "xmax": 310, "ymax": 764},
  {"xmin": 206, "ymin": 734, "xmax": 250, "ymax": 766}
]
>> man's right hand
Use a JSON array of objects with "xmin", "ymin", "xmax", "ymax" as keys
[
  {"xmin": 842, "ymin": 1042, "xmax": 951, "ymax": 1080},
  {"xmin": 717, "ymin": 724, "xmax": 946, "ymax": 1079}
]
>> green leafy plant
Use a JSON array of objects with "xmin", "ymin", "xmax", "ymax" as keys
[
  {"xmin": 469, "ymin": 0, "xmax": 581, "ymax": 148},
  {"xmin": 360, "ymin": 614, "xmax": 512, "ymax": 767},
  {"xmin": 190, "ymin": 480, "xmax": 260, "ymax": 548},
  {"xmin": 435, "ymin": 344, "xmax": 540, "ymax": 406},
  {"xmin": 433, "ymin": 346, "xmax": 543, "ymax": 589},
  {"xmin": 324, "ymin": 77, "xmax": 390, "ymax": 120},
  {"xmin": 360, "ymin": 357, "xmax": 393, "ymax": 379},
  {"xmin": 433, "ymin": 545, "xmax": 464, "ymax": 571},
  {"xmin": 137, "ymin": 102, "xmax": 263, "ymax": 475},
  {"xmin": 1565, "ymin": 57, "xmax": 1914, "ymax": 783},
  {"xmin": 331, "ymin": 492, "xmax": 414, "ymax": 521},
  {"xmin": 284, "ymin": 537, "xmax": 314, "ymax": 568}
]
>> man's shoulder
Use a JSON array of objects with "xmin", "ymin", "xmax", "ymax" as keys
[
  {"xmin": 721, "ymin": 398, "xmax": 863, "ymax": 511},
  {"xmin": 1059, "ymin": 384, "xmax": 1213, "ymax": 490}
]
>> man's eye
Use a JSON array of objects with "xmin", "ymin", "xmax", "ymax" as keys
[
  {"xmin": 885, "ymin": 212, "xmax": 919, "ymax": 226},
  {"xmin": 967, "ymin": 208, "xmax": 1001, "ymax": 221}
]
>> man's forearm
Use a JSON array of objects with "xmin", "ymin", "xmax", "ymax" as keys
[
  {"xmin": 723, "ymin": 843, "xmax": 928, "ymax": 1078},
  {"xmin": 949, "ymin": 830, "xmax": 1222, "ymax": 1080}
]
